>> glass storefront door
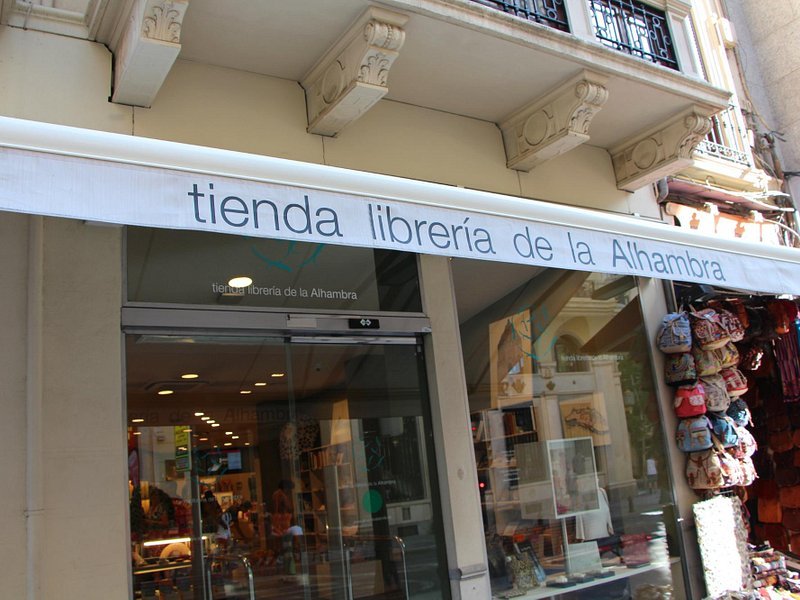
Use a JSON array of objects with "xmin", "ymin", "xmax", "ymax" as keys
[{"xmin": 126, "ymin": 334, "xmax": 447, "ymax": 600}]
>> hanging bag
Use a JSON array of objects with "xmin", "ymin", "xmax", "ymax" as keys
[
  {"xmin": 657, "ymin": 311, "xmax": 692, "ymax": 353},
  {"xmin": 676, "ymin": 415, "xmax": 713, "ymax": 452},
  {"xmin": 674, "ymin": 383, "xmax": 707, "ymax": 418},
  {"xmin": 707, "ymin": 413, "xmax": 739, "ymax": 448},
  {"xmin": 664, "ymin": 352, "xmax": 697, "ymax": 387},
  {"xmin": 716, "ymin": 307, "xmax": 746, "ymax": 343},
  {"xmin": 726, "ymin": 398, "xmax": 751, "ymax": 426},
  {"xmin": 716, "ymin": 342, "xmax": 740, "ymax": 369},
  {"xmin": 690, "ymin": 308, "xmax": 731, "ymax": 350},
  {"xmin": 686, "ymin": 449, "xmax": 724, "ymax": 490},
  {"xmin": 701, "ymin": 374, "xmax": 731, "ymax": 412},
  {"xmin": 693, "ymin": 345, "xmax": 723, "ymax": 376}
]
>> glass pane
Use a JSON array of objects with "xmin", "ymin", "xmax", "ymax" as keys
[
  {"xmin": 126, "ymin": 227, "xmax": 422, "ymax": 312},
  {"xmin": 126, "ymin": 335, "xmax": 448, "ymax": 599},
  {"xmin": 454, "ymin": 262, "xmax": 683, "ymax": 599}
]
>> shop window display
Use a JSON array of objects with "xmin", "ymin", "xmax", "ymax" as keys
[{"xmin": 454, "ymin": 263, "xmax": 683, "ymax": 599}]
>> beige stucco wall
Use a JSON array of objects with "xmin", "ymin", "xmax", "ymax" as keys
[
  {"xmin": 0, "ymin": 212, "xmax": 30, "ymax": 599},
  {"xmin": 0, "ymin": 22, "xmax": 665, "ymax": 599}
]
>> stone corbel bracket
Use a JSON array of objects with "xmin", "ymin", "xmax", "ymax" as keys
[
  {"xmin": 499, "ymin": 70, "xmax": 609, "ymax": 172},
  {"xmin": 611, "ymin": 107, "xmax": 714, "ymax": 192},
  {"xmin": 112, "ymin": 0, "xmax": 190, "ymax": 107},
  {"xmin": 302, "ymin": 7, "xmax": 408, "ymax": 137}
]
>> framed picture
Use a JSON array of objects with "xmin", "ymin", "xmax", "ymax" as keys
[
  {"xmin": 548, "ymin": 437, "xmax": 600, "ymax": 518},
  {"xmin": 559, "ymin": 393, "xmax": 611, "ymax": 447}
]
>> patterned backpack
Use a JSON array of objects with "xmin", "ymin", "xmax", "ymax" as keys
[
  {"xmin": 701, "ymin": 374, "xmax": 731, "ymax": 412},
  {"xmin": 726, "ymin": 398, "xmax": 751, "ymax": 426},
  {"xmin": 674, "ymin": 383, "xmax": 707, "ymax": 418},
  {"xmin": 693, "ymin": 345, "xmax": 723, "ymax": 377},
  {"xmin": 716, "ymin": 342, "xmax": 740, "ymax": 369},
  {"xmin": 721, "ymin": 367, "xmax": 748, "ymax": 397},
  {"xmin": 676, "ymin": 416, "xmax": 713, "ymax": 452},
  {"xmin": 686, "ymin": 450, "xmax": 724, "ymax": 490},
  {"xmin": 690, "ymin": 308, "xmax": 731, "ymax": 350},
  {"xmin": 665, "ymin": 352, "xmax": 697, "ymax": 387},
  {"xmin": 657, "ymin": 311, "xmax": 692, "ymax": 353},
  {"xmin": 715, "ymin": 307, "xmax": 746, "ymax": 343},
  {"xmin": 707, "ymin": 413, "xmax": 739, "ymax": 448}
]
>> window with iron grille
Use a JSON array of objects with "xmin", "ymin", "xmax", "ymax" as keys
[
  {"xmin": 589, "ymin": 0, "xmax": 678, "ymax": 69},
  {"xmin": 471, "ymin": 0, "xmax": 570, "ymax": 32}
]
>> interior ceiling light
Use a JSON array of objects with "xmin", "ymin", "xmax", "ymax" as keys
[
  {"xmin": 157, "ymin": 389, "xmax": 174, "ymax": 396},
  {"xmin": 271, "ymin": 373, "xmax": 285, "ymax": 378},
  {"xmin": 224, "ymin": 442, "xmax": 232, "ymax": 447},
  {"xmin": 240, "ymin": 390, "xmax": 252, "ymax": 394},
  {"xmin": 228, "ymin": 276, "xmax": 253, "ymax": 288},
  {"xmin": 211, "ymin": 423, "xmax": 220, "ymax": 428},
  {"xmin": 254, "ymin": 382, "xmax": 267, "ymax": 387},
  {"xmin": 133, "ymin": 431, "xmax": 142, "ymax": 436},
  {"xmin": 245, "ymin": 442, "xmax": 250, "ymax": 446},
  {"xmin": 131, "ymin": 418, "xmax": 145, "ymax": 423},
  {"xmin": 199, "ymin": 437, "xmax": 208, "ymax": 442},
  {"xmin": 232, "ymin": 435, "xmax": 240, "ymax": 440},
  {"xmin": 181, "ymin": 373, "xmax": 199, "ymax": 379},
  {"xmin": 183, "ymin": 429, "xmax": 191, "ymax": 433},
  {"xmin": 225, "ymin": 431, "xmax": 233, "ymax": 435},
  {"xmin": 194, "ymin": 412, "xmax": 204, "ymax": 417}
]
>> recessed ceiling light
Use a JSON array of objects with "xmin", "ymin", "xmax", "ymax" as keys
[
  {"xmin": 181, "ymin": 373, "xmax": 199, "ymax": 380},
  {"xmin": 199, "ymin": 437, "xmax": 208, "ymax": 442},
  {"xmin": 211, "ymin": 423, "xmax": 220, "ymax": 428},
  {"xmin": 254, "ymin": 382, "xmax": 267, "ymax": 387},
  {"xmin": 245, "ymin": 442, "xmax": 250, "ymax": 446},
  {"xmin": 201, "ymin": 416, "xmax": 210, "ymax": 421},
  {"xmin": 224, "ymin": 442, "xmax": 232, "ymax": 447},
  {"xmin": 228, "ymin": 276, "xmax": 253, "ymax": 288},
  {"xmin": 183, "ymin": 428, "xmax": 192, "ymax": 433},
  {"xmin": 232, "ymin": 436, "xmax": 240, "ymax": 440},
  {"xmin": 133, "ymin": 431, "xmax": 142, "ymax": 436},
  {"xmin": 158, "ymin": 390, "xmax": 174, "ymax": 396},
  {"xmin": 194, "ymin": 412, "xmax": 204, "ymax": 417},
  {"xmin": 271, "ymin": 373, "xmax": 285, "ymax": 378},
  {"xmin": 240, "ymin": 390, "xmax": 252, "ymax": 395},
  {"xmin": 131, "ymin": 418, "xmax": 145, "ymax": 423},
  {"xmin": 225, "ymin": 431, "xmax": 233, "ymax": 436}
]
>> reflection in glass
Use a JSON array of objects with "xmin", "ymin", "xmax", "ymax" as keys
[{"xmin": 455, "ymin": 263, "xmax": 681, "ymax": 599}]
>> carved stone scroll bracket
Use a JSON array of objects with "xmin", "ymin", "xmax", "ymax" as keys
[
  {"xmin": 499, "ymin": 70, "xmax": 609, "ymax": 172},
  {"xmin": 302, "ymin": 7, "xmax": 408, "ymax": 137},
  {"xmin": 611, "ymin": 107, "xmax": 714, "ymax": 192},
  {"xmin": 112, "ymin": 0, "xmax": 190, "ymax": 107}
]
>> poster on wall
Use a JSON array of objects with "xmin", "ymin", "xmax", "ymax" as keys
[
  {"xmin": 489, "ymin": 310, "xmax": 534, "ymax": 407},
  {"xmin": 559, "ymin": 393, "xmax": 611, "ymax": 447}
]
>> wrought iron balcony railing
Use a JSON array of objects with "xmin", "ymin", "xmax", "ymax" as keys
[
  {"xmin": 589, "ymin": 0, "xmax": 678, "ymax": 70},
  {"xmin": 695, "ymin": 104, "xmax": 751, "ymax": 166},
  {"xmin": 470, "ymin": 0, "xmax": 570, "ymax": 32}
]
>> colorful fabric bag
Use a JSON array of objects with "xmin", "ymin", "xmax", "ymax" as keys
[
  {"xmin": 676, "ymin": 416, "xmax": 713, "ymax": 452},
  {"xmin": 690, "ymin": 308, "xmax": 731, "ymax": 350},
  {"xmin": 716, "ymin": 307, "xmax": 746, "ymax": 343},
  {"xmin": 716, "ymin": 342, "xmax": 740, "ymax": 369},
  {"xmin": 686, "ymin": 449, "xmax": 724, "ymax": 490},
  {"xmin": 674, "ymin": 383, "xmax": 707, "ymax": 418},
  {"xmin": 739, "ymin": 455, "xmax": 757, "ymax": 487},
  {"xmin": 693, "ymin": 345, "xmax": 723, "ymax": 376},
  {"xmin": 721, "ymin": 367, "xmax": 748, "ymax": 397},
  {"xmin": 657, "ymin": 311, "xmax": 692, "ymax": 353},
  {"xmin": 726, "ymin": 398, "xmax": 751, "ymax": 426},
  {"xmin": 664, "ymin": 352, "xmax": 696, "ymax": 387},
  {"xmin": 734, "ymin": 425, "xmax": 757, "ymax": 458},
  {"xmin": 701, "ymin": 374, "xmax": 731, "ymax": 412},
  {"xmin": 707, "ymin": 413, "xmax": 739, "ymax": 448}
]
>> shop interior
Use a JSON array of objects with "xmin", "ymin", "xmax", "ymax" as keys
[{"xmin": 126, "ymin": 335, "xmax": 447, "ymax": 600}]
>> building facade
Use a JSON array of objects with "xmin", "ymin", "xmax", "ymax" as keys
[{"xmin": 1, "ymin": 1, "xmax": 799, "ymax": 599}]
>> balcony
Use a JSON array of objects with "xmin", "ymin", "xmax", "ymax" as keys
[
  {"xmin": 695, "ymin": 103, "xmax": 751, "ymax": 166},
  {"xmin": 2, "ymin": 0, "xmax": 730, "ymax": 191},
  {"xmin": 470, "ymin": 0, "xmax": 571, "ymax": 32}
]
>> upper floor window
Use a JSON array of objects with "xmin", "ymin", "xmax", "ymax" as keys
[
  {"xmin": 589, "ymin": 0, "xmax": 678, "ymax": 70},
  {"xmin": 471, "ymin": 0, "xmax": 570, "ymax": 32}
]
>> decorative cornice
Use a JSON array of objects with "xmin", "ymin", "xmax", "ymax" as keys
[
  {"xmin": 111, "ymin": 0, "xmax": 189, "ymax": 107},
  {"xmin": 611, "ymin": 108, "xmax": 714, "ymax": 192},
  {"xmin": 499, "ymin": 70, "xmax": 609, "ymax": 171},
  {"xmin": 301, "ymin": 7, "xmax": 408, "ymax": 137},
  {"xmin": 141, "ymin": 0, "xmax": 186, "ymax": 43}
]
